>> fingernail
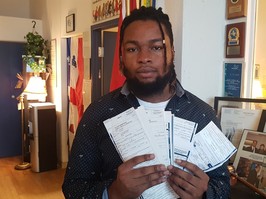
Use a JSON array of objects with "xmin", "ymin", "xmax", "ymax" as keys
[
  {"xmin": 149, "ymin": 154, "xmax": 155, "ymax": 159},
  {"xmin": 175, "ymin": 159, "xmax": 182, "ymax": 164}
]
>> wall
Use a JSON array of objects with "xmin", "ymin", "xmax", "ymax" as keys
[
  {"xmin": 255, "ymin": 0, "xmax": 266, "ymax": 96},
  {"xmin": 0, "ymin": 0, "xmax": 30, "ymax": 18},
  {"xmin": 181, "ymin": 0, "xmax": 226, "ymax": 104},
  {"xmin": 0, "ymin": 16, "xmax": 43, "ymax": 42}
]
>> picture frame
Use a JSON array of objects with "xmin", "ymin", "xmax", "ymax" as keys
[
  {"xmin": 214, "ymin": 97, "xmax": 266, "ymax": 163},
  {"xmin": 214, "ymin": 97, "xmax": 266, "ymax": 120},
  {"xmin": 66, "ymin": 14, "xmax": 75, "ymax": 33},
  {"xmin": 224, "ymin": 62, "xmax": 244, "ymax": 97},
  {"xmin": 233, "ymin": 129, "xmax": 266, "ymax": 197},
  {"xmin": 226, "ymin": 0, "xmax": 247, "ymax": 19},
  {"xmin": 258, "ymin": 110, "xmax": 266, "ymax": 132}
]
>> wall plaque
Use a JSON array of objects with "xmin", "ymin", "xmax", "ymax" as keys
[
  {"xmin": 227, "ymin": 0, "xmax": 247, "ymax": 19},
  {"xmin": 226, "ymin": 22, "xmax": 246, "ymax": 58}
]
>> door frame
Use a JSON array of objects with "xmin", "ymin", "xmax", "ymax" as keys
[{"xmin": 91, "ymin": 18, "xmax": 119, "ymax": 102}]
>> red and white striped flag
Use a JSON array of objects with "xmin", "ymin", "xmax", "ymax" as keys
[{"xmin": 68, "ymin": 37, "xmax": 84, "ymax": 139}]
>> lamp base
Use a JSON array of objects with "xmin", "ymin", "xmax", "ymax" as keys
[{"xmin": 15, "ymin": 162, "xmax": 31, "ymax": 170}]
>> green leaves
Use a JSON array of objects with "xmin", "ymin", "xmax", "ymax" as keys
[{"xmin": 24, "ymin": 32, "xmax": 48, "ymax": 73}]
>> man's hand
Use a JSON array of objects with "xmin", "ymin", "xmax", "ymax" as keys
[
  {"xmin": 108, "ymin": 154, "xmax": 169, "ymax": 199},
  {"xmin": 167, "ymin": 159, "xmax": 209, "ymax": 199}
]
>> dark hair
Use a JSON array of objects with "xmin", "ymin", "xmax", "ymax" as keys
[
  {"xmin": 120, "ymin": 6, "xmax": 173, "ymax": 48},
  {"xmin": 119, "ymin": 6, "xmax": 173, "ymax": 67}
]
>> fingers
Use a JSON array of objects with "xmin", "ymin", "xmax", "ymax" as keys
[
  {"xmin": 112, "ymin": 154, "xmax": 170, "ymax": 198},
  {"xmin": 174, "ymin": 159, "xmax": 207, "ymax": 179},
  {"xmin": 121, "ymin": 154, "xmax": 156, "ymax": 171},
  {"xmin": 167, "ymin": 159, "xmax": 209, "ymax": 199},
  {"xmin": 123, "ymin": 154, "xmax": 169, "ymax": 185}
]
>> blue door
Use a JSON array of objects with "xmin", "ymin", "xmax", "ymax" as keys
[{"xmin": 0, "ymin": 42, "xmax": 24, "ymax": 157}]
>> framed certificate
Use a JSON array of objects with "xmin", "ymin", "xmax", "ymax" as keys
[
  {"xmin": 224, "ymin": 62, "xmax": 244, "ymax": 97},
  {"xmin": 226, "ymin": 0, "xmax": 247, "ymax": 19},
  {"xmin": 226, "ymin": 22, "xmax": 246, "ymax": 58}
]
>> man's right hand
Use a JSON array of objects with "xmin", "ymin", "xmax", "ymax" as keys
[{"xmin": 108, "ymin": 154, "xmax": 169, "ymax": 199}]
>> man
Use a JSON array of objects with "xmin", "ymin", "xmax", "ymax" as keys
[
  {"xmin": 62, "ymin": 6, "xmax": 230, "ymax": 199},
  {"xmin": 257, "ymin": 144, "xmax": 266, "ymax": 155},
  {"xmin": 243, "ymin": 140, "xmax": 258, "ymax": 153}
]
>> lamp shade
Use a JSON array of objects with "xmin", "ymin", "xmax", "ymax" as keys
[{"xmin": 23, "ymin": 76, "xmax": 47, "ymax": 102}]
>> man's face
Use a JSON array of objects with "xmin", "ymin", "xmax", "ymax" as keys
[
  {"xmin": 120, "ymin": 20, "xmax": 174, "ymax": 96},
  {"xmin": 252, "ymin": 140, "xmax": 258, "ymax": 147}
]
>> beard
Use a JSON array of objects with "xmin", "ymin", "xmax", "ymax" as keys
[{"xmin": 122, "ymin": 62, "xmax": 175, "ymax": 97}]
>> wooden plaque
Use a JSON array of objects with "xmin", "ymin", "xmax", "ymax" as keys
[
  {"xmin": 226, "ymin": 22, "xmax": 246, "ymax": 58},
  {"xmin": 227, "ymin": 0, "xmax": 247, "ymax": 19}
]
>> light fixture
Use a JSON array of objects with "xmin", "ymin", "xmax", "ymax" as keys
[
  {"xmin": 23, "ymin": 75, "xmax": 47, "ymax": 102},
  {"xmin": 15, "ymin": 75, "xmax": 47, "ymax": 170}
]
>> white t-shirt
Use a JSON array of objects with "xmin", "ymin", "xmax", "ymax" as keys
[{"xmin": 137, "ymin": 97, "xmax": 170, "ymax": 110}]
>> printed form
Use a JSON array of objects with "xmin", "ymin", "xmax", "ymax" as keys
[
  {"xmin": 104, "ymin": 106, "xmax": 236, "ymax": 198},
  {"xmin": 104, "ymin": 107, "xmax": 179, "ymax": 199}
]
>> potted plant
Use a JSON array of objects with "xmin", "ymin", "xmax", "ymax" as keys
[{"xmin": 23, "ymin": 31, "xmax": 48, "ymax": 73}]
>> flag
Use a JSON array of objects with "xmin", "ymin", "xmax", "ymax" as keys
[
  {"xmin": 109, "ymin": 0, "xmax": 126, "ymax": 91},
  {"xmin": 68, "ymin": 37, "xmax": 84, "ymax": 140}
]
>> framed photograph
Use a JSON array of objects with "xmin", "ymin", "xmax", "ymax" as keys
[
  {"xmin": 225, "ymin": 22, "xmax": 246, "ymax": 58},
  {"xmin": 214, "ymin": 97, "xmax": 266, "ymax": 163},
  {"xmin": 224, "ymin": 62, "xmax": 244, "ymax": 97},
  {"xmin": 66, "ymin": 14, "xmax": 75, "ymax": 33},
  {"xmin": 233, "ymin": 129, "xmax": 266, "ymax": 197}
]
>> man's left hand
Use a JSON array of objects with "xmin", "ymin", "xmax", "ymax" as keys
[{"xmin": 167, "ymin": 159, "xmax": 209, "ymax": 199}]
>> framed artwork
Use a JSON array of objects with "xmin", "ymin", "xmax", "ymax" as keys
[
  {"xmin": 226, "ymin": 0, "xmax": 247, "ymax": 19},
  {"xmin": 233, "ymin": 129, "xmax": 266, "ymax": 197},
  {"xmin": 66, "ymin": 14, "xmax": 75, "ymax": 33},
  {"xmin": 224, "ymin": 62, "xmax": 244, "ymax": 97}
]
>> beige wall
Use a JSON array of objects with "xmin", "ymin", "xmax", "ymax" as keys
[
  {"xmin": 0, "ymin": 0, "xmax": 30, "ymax": 18},
  {"xmin": 254, "ymin": 0, "xmax": 266, "ymax": 96}
]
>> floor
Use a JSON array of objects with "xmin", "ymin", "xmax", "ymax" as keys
[{"xmin": 0, "ymin": 156, "xmax": 66, "ymax": 199}]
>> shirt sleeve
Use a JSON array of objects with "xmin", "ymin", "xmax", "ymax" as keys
[{"xmin": 62, "ymin": 108, "xmax": 114, "ymax": 198}]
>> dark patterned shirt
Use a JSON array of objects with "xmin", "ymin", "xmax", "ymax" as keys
[{"xmin": 62, "ymin": 80, "xmax": 230, "ymax": 199}]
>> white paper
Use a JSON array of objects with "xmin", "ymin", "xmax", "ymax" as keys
[
  {"xmin": 188, "ymin": 121, "xmax": 237, "ymax": 172},
  {"xmin": 104, "ymin": 107, "xmax": 179, "ymax": 198},
  {"xmin": 104, "ymin": 107, "xmax": 237, "ymax": 198},
  {"xmin": 103, "ymin": 107, "xmax": 159, "ymax": 167},
  {"xmin": 171, "ymin": 116, "xmax": 197, "ymax": 167},
  {"xmin": 136, "ymin": 108, "xmax": 170, "ymax": 165}
]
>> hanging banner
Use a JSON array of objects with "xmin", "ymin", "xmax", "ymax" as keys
[{"xmin": 92, "ymin": 0, "xmax": 120, "ymax": 23}]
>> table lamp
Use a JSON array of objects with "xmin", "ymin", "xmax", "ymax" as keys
[{"xmin": 15, "ymin": 75, "xmax": 47, "ymax": 170}]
